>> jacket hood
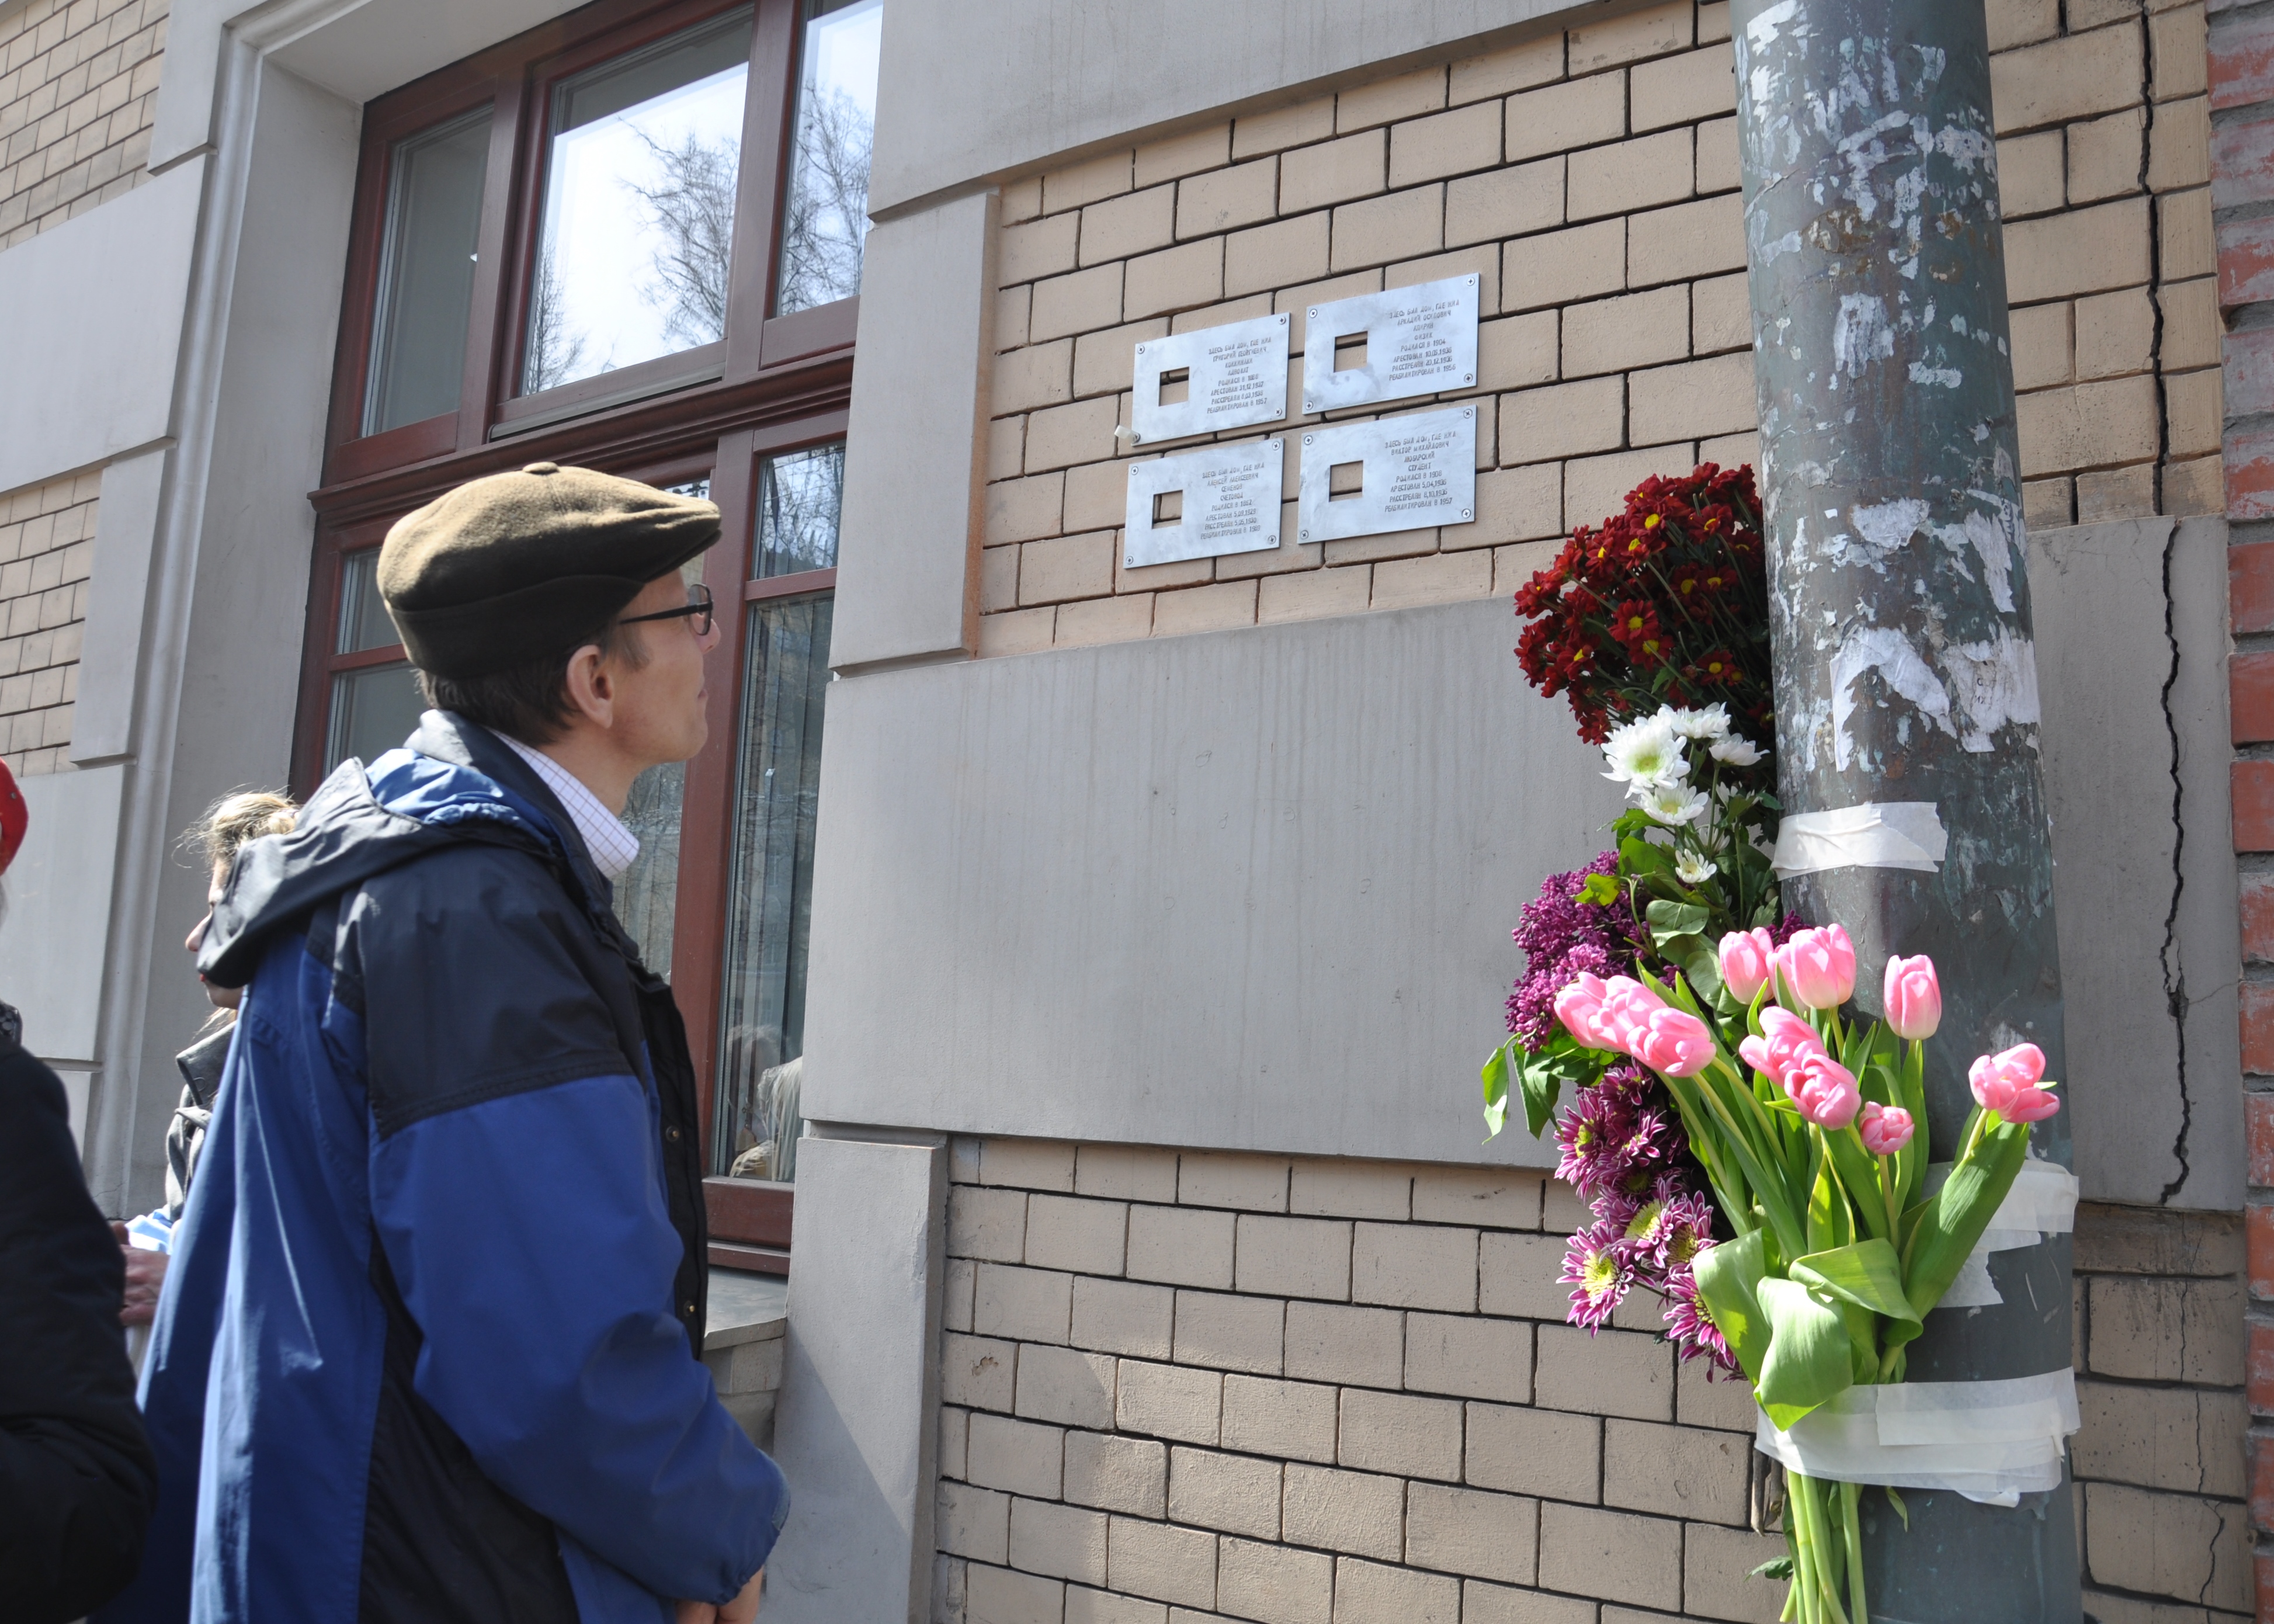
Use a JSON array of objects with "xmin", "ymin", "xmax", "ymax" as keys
[{"xmin": 198, "ymin": 712, "xmax": 603, "ymax": 989}]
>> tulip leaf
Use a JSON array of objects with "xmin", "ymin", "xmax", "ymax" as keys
[
  {"xmin": 1790, "ymin": 1238, "xmax": 1919, "ymax": 1325},
  {"xmin": 1755, "ymin": 1276, "xmax": 1857, "ymax": 1429},
  {"xmin": 1895, "ymin": 1119, "xmax": 2033, "ymax": 1338},
  {"xmin": 1691, "ymin": 1229, "xmax": 1772, "ymax": 1388},
  {"xmin": 1481, "ymin": 1042, "xmax": 1511, "ymax": 1139},
  {"xmin": 1821, "ymin": 1127, "xmax": 1891, "ymax": 1243},
  {"xmin": 1660, "ymin": 934, "xmax": 1723, "ymax": 1002}
]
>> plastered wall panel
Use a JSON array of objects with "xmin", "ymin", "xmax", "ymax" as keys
[
  {"xmin": 0, "ymin": 766, "xmax": 125, "ymax": 1065},
  {"xmin": 0, "ymin": 159, "xmax": 204, "ymax": 498}
]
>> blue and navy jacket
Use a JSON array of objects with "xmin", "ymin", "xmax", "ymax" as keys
[{"xmin": 100, "ymin": 712, "xmax": 789, "ymax": 1624}]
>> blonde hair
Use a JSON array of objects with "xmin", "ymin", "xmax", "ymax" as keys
[{"xmin": 193, "ymin": 790, "xmax": 297, "ymax": 872}]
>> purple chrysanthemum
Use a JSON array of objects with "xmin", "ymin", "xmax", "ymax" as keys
[
  {"xmin": 1561, "ymin": 1217, "xmax": 1636, "ymax": 1331},
  {"xmin": 1554, "ymin": 1085, "xmax": 1635, "ymax": 1198},
  {"xmin": 1662, "ymin": 1253, "xmax": 1740, "ymax": 1375}
]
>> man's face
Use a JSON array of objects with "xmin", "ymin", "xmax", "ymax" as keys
[
  {"xmin": 186, "ymin": 860, "xmax": 239, "ymax": 1011},
  {"xmin": 602, "ymin": 566, "xmax": 720, "ymax": 768}
]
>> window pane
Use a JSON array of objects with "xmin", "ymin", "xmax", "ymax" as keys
[
  {"xmin": 753, "ymin": 444, "xmax": 842, "ymax": 578},
  {"xmin": 774, "ymin": 0, "xmax": 880, "ymax": 316},
  {"xmin": 365, "ymin": 107, "xmax": 491, "ymax": 436},
  {"xmin": 326, "ymin": 664, "xmax": 427, "ymax": 772},
  {"xmin": 522, "ymin": 9, "xmax": 754, "ymax": 395},
  {"xmin": 713, "ymin": 591, "xmax": 831, "ymax": 1179},
  {"xmin": 609, "ymin": 483, "xmax": 709, "ymax": 976},
  {"xmin": 336, "ymin": 549, "xmax": 400, "ymax": 654}
]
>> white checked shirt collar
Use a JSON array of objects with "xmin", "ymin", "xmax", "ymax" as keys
[{"xmin": 498, "ymin": 734, "xmax": 640, "ymax": 884}]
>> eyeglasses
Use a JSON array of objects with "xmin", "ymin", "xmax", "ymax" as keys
[{"xmin": 618, "ymin": 581, "xmax": 714, "ymax": 637}]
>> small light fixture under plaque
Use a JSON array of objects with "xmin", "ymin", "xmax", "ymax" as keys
[{"xmin": 1302, "ymin": 274, "xmax": 1480, "ymax": 414}]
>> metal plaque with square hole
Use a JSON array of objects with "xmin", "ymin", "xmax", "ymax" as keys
[
  {"xmin": 1301, "ymin": 275, "xmax": 1480, "ymax": 412},
  {"xmin": 1129, "ymin": 313, "xmax": 1290, "ymax": 445},
  {"xmin": 1297, "ymin": 407, "xmax": 1476, "ymax": 543},
  {"xmin": 1123, "ymin": 439, "xmax": 1285, "ymax": 568}
]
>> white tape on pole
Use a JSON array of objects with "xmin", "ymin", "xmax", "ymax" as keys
[
  {"xmin": 1770, "ymin": 801, "xmax": 1947, "ymax": 877},
  {"xmin": 1926, "ymin": 1156, "xmax": 2078, "ymax": 1309},
  {"xmin": 1754, "ymin": 1368, "xmax": 2079, "ymax": 1506}
]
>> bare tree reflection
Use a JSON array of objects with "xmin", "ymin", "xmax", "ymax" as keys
[
  {"xmin": 627, "ymin": 129, "xmax": 738, "ymax": 347},
  {"xmin": 777, "ymin": 86, "xmax": 872, "ymax": 314},
  {"xmin": 759, "ymin": 446, "xmax": 843, "ymax": 574},
  {"xmin": 525, "ymin": 248, "xmax": 590, "ymax": 393}
]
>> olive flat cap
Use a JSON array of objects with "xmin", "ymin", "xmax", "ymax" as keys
[{"xmin": 379, "ymin": 462, "xmax": 720, "ymax": 679}]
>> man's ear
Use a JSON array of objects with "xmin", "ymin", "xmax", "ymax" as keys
[{"xmin": 561, "ymin": 643, "xmax": 614, "ymax": 729}]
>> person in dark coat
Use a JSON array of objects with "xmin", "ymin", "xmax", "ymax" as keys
[
  {"xmin": 102, "ymin": 465, "xmax": 785, "ymax": 1624},
  {"xmin": 0, "ymin": 758, "xmax": 159, "ymax": 1622}
]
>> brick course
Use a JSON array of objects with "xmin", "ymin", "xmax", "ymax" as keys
[
  {"xmin": 0, "ymin": 0, "xmax": 166, "ymax": 249},
  {"xmin": 0, "ymin": 470, "xmax": 92, "ymax": 775},
  {"xmin": 980, "ymin": 0, "xmax": 2216, "ymax": 657}
]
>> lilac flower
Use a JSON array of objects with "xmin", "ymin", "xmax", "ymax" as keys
[
  {"xmin": 1561, "ymin": 1217, "xmax": 1636, "ymax": 1330},
  {"xmin": 1505, "ymin": 853, "xmax": 1646, "ymax": 1046}
]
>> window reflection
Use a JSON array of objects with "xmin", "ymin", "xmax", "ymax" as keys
[
  {"xmin": 336, "ymin": 549, "xmax": 398, "ymax": 654},
  {"xmin": 366, "ymin": 107, "xmax": 491, "ymax": 435},
  {"xmin": 774, "ymin": 0, "xmax": 879, "ymax": 315},
  {"xmin": 327, "ymin": 667, "xmax": 426, "ymax": 772},
  {"xmin": 523, "ymin": 10, "xmax": 754, "ymax": 395},
  {"xmin": 754, "ymin": 445, "xmax": 842, "ymax": 578}
]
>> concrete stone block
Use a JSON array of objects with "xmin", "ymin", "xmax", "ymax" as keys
[
  {"xmin": 1233, "ymin": 1214, "xmax": 1351, "ymax": 1300},
  {"xmin": 986, "ymin": 472, "xmax": 1065, "ymax": 547},
  {"xmin": 1290, "ymin": 1160, "xmax": 1412, "ymax": 1220},
  {"xmin": 1506, "ymin": 74, "xmax": 1626, "ymax": 164},
  {"xmin": 1535, "ymin": 1325, "xmax": 1674, "ymax": 1421},
  {"xmin": 1173, "ymin": 1289, "xmax": 1285, "ymax": 1375},
  {"xmin": 1081, "ymin": 185, "xmax": 1177, "ymax": 267},
  {"xmin": 2089, "ymin": 1275, "xmax": 2246, "ymax": 1384},
  {"xmin": 2005, "ymin": 197, "xmax": 2153, "ymax": 304},
  {"xmin": 1137, "ymin": 123, "xmax": 1230, "ymax": 188},
  {"xmin": 1232, "ymin": 97, "xmax": 1335, "ymax": 162},
  {"xmin": 1351, "ymin": 1222, "xmax": 1479, "ymax": 1313},
  {"xmin": 1457, "ymin": 1580, "xmax": 1596, "ymax": 1624},
  {"xmin": 1125, "ymin": 239, "xmax": 1224, "ymax": 321},
  {"xmin": 940, "ymin": 1406, "xmax": 971, "ymax": 1482},
  {"xmin": 1331, "ymin": 184, "xmax": 1445, "ymax": 274},
  {"xmin": 2068, "ymin": 107, "xmax": 2145, "ymax": 205},
  {"xmin": 1032, "ymin": 263, "xmax": 1128, "ymax": 343},
  {"xmin": 979, "ymin": 607, "xmax": 1057, "ymax": 658},
  {"xmin": 1562, "ymin": 284, "xmax": 1688, "ymax": 378},
  {"xmin": 1411, "ymin": 1168, "xmax": 1541, "ymax": 1231},
  {"xmin": 1403, "ymin": 1312, "xmax": 1530, "ymax": 1403},
  {"xmin": 968, "ymin": 1413, "xmax": 1066, "ymax": 1501},
  {"xmin": 2154, "ymin": 5, "xmax": 2207, "ymax": 103},
  {"xmin": 1339, "ymin": 66, "xmax": 1449, "ymax": 132},
  {"xmin": 1107, "ymin": 1515, "xmax": 1219, "ymax": 1609},
  {"xmin": 1991, "ymin": 23, "xmax": 2145, "ymax": 134},
  {"xmin": 2074, "ymin": 286, "xmax": 2154, "ymax": 380},
  {"xmin": 1390, "ymin": 102, "xmax": 1502, "ymax": 188},
  {"xmin": 1339, "ymin": 1387, "xmax": 1463, "ymax": 1480},
  {"xmin": 1224, "ymin": 213, "xmax": 1331, "ymax": 299},
  {"xmin": 1681, "ymin": 1523, "xmax": 1789, "ymax": 1624},
  {"xmin": 2164, "ymin": 186, "xmax": 2213, "ymax": 284},
  {"xmin": 1065, "ymin": 1588, "xmax": 1162, "ymax": 1624},
  {"xmin": 2075, "ymin": 1379, "xmax": 2247, "ymax": 1499},
  {"xmin": 1445, "ymin": 155, "xmax": 1561, "ymax": 251},
  {"xmin": 1675, "ymin": 1358, "xmax": 1758, "ymax": 1433},
  {"xmin": 1074, "ymin": 318, "xmax": 1171, "ymax": 400},
  {"xmin": 1168, "ymin": 1446, "xmax": 1283, "ymax": 1539},
  {"xmin": 1536, "ymin": 1503, "xmax": 1681, "ymax": 1611},
  {"xmin": 977, "ymin": 1264, "xmax": 1076, "ymax": 1344},
  {"xmin": 1281, "ymin": 1463, "xmax": 1404, "ymax": 1559},
  {"xmin": 1476, "ymin": 311, "xmax": 1558, "ymax": 394},
  {"xmin": 1221, "ymin": 1374, "xmax": 1338, "ymax": 1464},
  {"xmin": 1077, "ymin": 1146, "xmax": 1182, "ymax": 1204},
  {"xmin": 1178, "ymin": 158, "xmax": 1277, "ymax": 240},
  {"xmin": 2010, "ymin": 300, "xmax": 2073, "ymax": 391},
  {"xmin": 1054, "ymin": 596, "xmax": 1151, "ymax": 649},
  {"xmin": 1002, "ymin": 214, "xmax": 1080, "ymax": 287},
  {"xmin": 1117, "ymin": 1358, "xmax": 1223, "ymax": 1444},
  {"xmin": 1180, "ymin": 1151, "xmax": 1291, "ymax": 1212},
  {"xmin": 1370, "ymin": 550, "xmax": 1494, "ymax": 610},
  {"xmin": 1628, "ymin": 351, "xmax": 1755, "ymax": 444},
  {"xmin": 964, "ymin": 1560, "xmax": 1063, "ymax": 1624},
  {"xmin": 1987, "ymin": 0, "xmax": 2058, "ymax": 51},
  {"xmin": 1999, "ymin": 130, "xmax": 2067, "ymax": 220},
  {"xmin": 1450, "ymin": 35, "xmax": 1564, "ymax": 106},
  {"xmin": 1129, "ymin": 1205, "xmax": 1237, "ymax": 1289},
  {"xmin": 2083, "ymin": 1482, "xmax": 2251, "ymax": 1612},
  {"xmin": 1074, "ymin": 1277, "xmax": 1176, "ymax": 1359},
  {"xmin": 2074, "ymin": 1203, "xmax": 2242, "ymax": 1276},
  {"xmin": 2015, "ymin": 376, "xmax": 2161, "ymax": 473},
  {"xmin": 2150, "ymin": 95, "xmax": 2210, "ymax": 193},
  {"xmin": 1026, "ymin": 1195, "xmax": 1130, "ymax": 1278},
  {"xmin": 1019, "ymin": 532, "xmax": 1117, "ymax": 606},
  {"xmin": 951, "ymin": 1185, "xmax": 1030, "ymax": 1262},
  {"xmin": 1467, "ymin": 464, "xmax": 1563, "ymax": 549},
  {"xmin": 1626, "ymin": 192, "xmax": 1744, "ymax": 287},
  {"xmin": 1214, "ymin": 1536, "xmax": 1332, "ymax": 1624},
  {"xmin": 1065, "ymin": 1429, "xmax": 1169, "ymax": 1518},
  {"xmin": 1569, "ymin": 129, "xmax": 1693, "ymax": 223},
  {"xmin": 1016, "ymin": 1344, "xmax": 1119, "ymax": 1430},
  {"xmin": 1282, "ymin": 129, "xmax": 1386, "ymax": 213},
  {"xmin": 1405, "ymin": 1483, "xmax": 1538, "ymax": 1585},
  {"xmin": 1464, "ymin": 1401, "xmax": 1600, "ymax": 1501},
  {"xmin": 1602, "ymin": 1419, "xmax": 1750, "ymax": 1525},
  {"xmin": 945, "ymin": 1332, "xmax": 1020, "ymax": 1414},
  {"xmin": 940, "ymin": 1479, "xmax": 1012, "ymax": 1564},
  {"xmin": 981, "ymin": 534, "xmax": 1023, "ymax": 613},
  {"xmin": 1632, "ymin": 40, "xmax": 1735, "ymax": 131},
  {"xmin": 1331, "ymin": 1555, "xmax": 1460, "ymax": 1623},
  {"xmin": 1256, "ymin": 563, "xmax": 1371, "ymax": 624},
  {"xmin": 1285, "ymin": 1300, "xmax": 1404, "ymax": 1388},
  {"xmin": 1011, "ymin": 1495, "xmax": 1109, "ymax": 1586},
  {"xmin": 1500, "ymin": 375, "xmax": 1624, "ymax": 464}
]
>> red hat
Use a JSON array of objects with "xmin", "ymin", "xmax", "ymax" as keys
[{"xmin": 0, "ymin": 758, "xmax": 27, "ymax": 875}]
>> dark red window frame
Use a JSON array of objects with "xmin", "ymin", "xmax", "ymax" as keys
[{"xmin": 297, "ymin": 0, "xmax": 862, "ymax": 1271}]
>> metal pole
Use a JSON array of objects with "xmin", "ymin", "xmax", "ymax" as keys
[{"xmin": 1728, "ymin": 4, "xmax": 2079, "ymax": 1619}]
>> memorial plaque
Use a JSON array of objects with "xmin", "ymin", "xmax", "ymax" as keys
[
  {"xmin": 1296, "ymin": 407, "xmax": 1476, "ymax": 543},
  {"xmin": 1123, "ymin": 439, "xmax": 1285, "ymax": 568},
  {"xmin": 1130, "ymin": 313, "xmax": 1290, "ymax": 444},
  {"xmin": 1301, "ymin": 275, "xmax": 1480, "ymax": 412}
]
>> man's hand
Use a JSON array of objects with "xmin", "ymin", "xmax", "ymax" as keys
[
  {"xmin": 675, "ymin": 1569, "xmax": 762, "ymax": 1623},
  {"xmin": 113, "ymin": 1222, "xmax": 168, "ymax": 1327}
]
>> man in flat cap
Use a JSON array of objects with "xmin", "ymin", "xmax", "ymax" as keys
[{"xmin": 106, "ymin": 464, "xmax": 784, "ymax": 1624}]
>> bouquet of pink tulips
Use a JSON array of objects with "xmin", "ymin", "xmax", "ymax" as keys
[{"xmin": 1544, "ymin": 922, "xmax": 2059, "ymax": 1624}]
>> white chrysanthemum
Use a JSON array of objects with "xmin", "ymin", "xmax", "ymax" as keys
[
  {"xmin": 1668, "ymin": 702, "xmax": 1733, "ymax": 741},
  {"xmin": 1602, "ymin": 713, "xmax": 1686, "ymax": 787},
  {"xmin": 1709, "ymin": 733, "xmax": 1765, "ymax": 766},
  {"xmin": 1634, "ymin": 783, "xmax": 1711, "ymax": 825},
  {"xmin": 1674, "ymin": 849, "xmax": 1717, "ymax": 883}
]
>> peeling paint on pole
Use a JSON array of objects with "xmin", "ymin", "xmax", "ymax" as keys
[{"xmin": 1730, "ymin": 2, "xmax": 2081, "ymax": 1619}]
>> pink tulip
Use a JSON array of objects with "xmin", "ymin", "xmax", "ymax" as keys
[
  {"xmin": 1859, "ymin": 1101, "xmax": 1915, "ymax": 1155},
  {"xmin": 1883, "ymin": 954, "xmax": 1942, "ymax": 1041},
  {"xmin": 1738, "ymin": 1006, "xmax": 1824, "ymax": 1085},
  {"xmin": 1775, "ymin": 924, "xmax": 1856, "ymax": 1011},
  {"xmin": 1554, "ymin": 975, "xmax": 1623, "ymax": 1052},
  {"xmin": 1629, "ymin": 1007, "xmax": 1717, "ymax": 1077},
  {"xmin": 1718, "ymin": 929, "xmax": 1777, "ymax": 1004},
  {"xmin": 1969, "ymin": 1043, "xmax": 2060, "ymax": 1125},
  {"xmin": 1599, "ymin": 976, "xmax": 1667, "ymax": 1046},
  {"xmin": 1786, "ymin": 1050, "xmax": 1862, "ymax": 1129}
]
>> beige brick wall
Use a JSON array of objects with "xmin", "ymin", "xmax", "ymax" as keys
[
  {"xmin": 0, "ymin": 0, "xmax": 168, "ymax": 251},
  {"xmin": 0, "ymin": 471, "xmax": 91, "ymax": 777},
  {"xmin": 933, "ymin": 1140, "xmax": 2252, "ymax": 1623},
  {"xmin": 977, "ymin": 0, "xmax": 2220, "ymax": 658}
]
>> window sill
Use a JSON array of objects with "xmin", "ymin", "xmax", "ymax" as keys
[{"xmin": 705, "ymin": 1264, "xmax": 787, "ymax": 1353}]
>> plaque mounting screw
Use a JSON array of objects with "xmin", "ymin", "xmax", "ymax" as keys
[
  {"xmin": 1136, "ymin": 345, "xmax": 1145, "ymax": 353},
  {"xmin": 1463, "ymin": 374, "xmax": 1473, "ymax": 383},
  {"xmin": 1461, "ymin": 509, "xmax": 1473, "ymax": 519},
  {"xmin": 1303, "ymin": 434, "xmax": 1314, "ymax": 444}
]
